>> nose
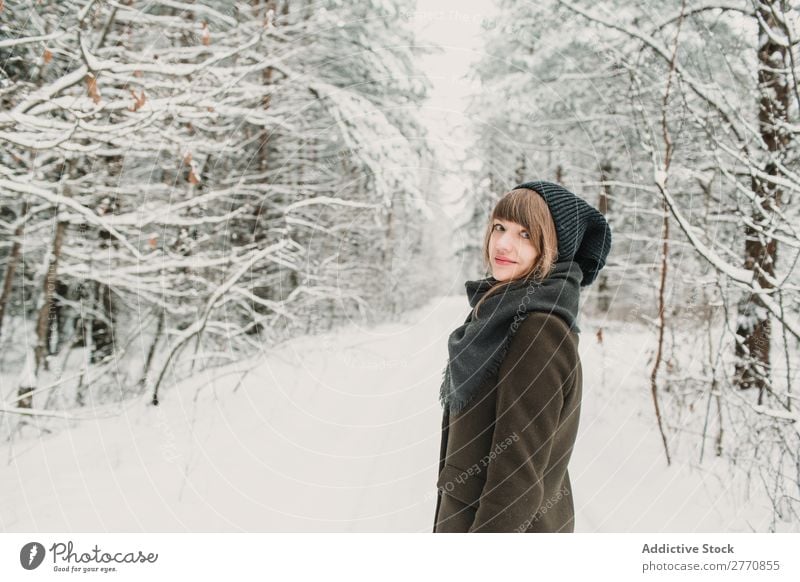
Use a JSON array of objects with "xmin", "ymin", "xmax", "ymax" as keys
[{"xmin": 495, "ymin": 230, "xmax": 514, "ymax": 254}]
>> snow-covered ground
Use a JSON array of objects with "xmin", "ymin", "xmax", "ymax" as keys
[{"xmin": 0, "ymin": 293, "xmax": 792, "ymax": 532}]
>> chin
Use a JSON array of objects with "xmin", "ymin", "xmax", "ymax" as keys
[{"xmin": 491, "ymin": 270, "xmax": 511, "ymax": 282}]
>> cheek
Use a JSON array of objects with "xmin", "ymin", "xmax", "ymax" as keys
[{"xmin": 521, "ymin": 246, "xmax": 537, "ymax": 268}]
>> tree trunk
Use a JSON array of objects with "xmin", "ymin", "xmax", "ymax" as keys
[
  {"xmin": 18, "ymin": 193, "xmax": 68, "ymax": 410},
  {"xmin": 90, "ymin": 280, "xmax": 115, "ymax": 364},
  {"xmin": 734, "ymin": 0, "xmax": 789, "ymax": 402},
  {"xmin": 515, "ymin": 152, "xmax": 527, "ymax": 184},
  {"xmin": 250, "ymin": 0, "xmax": 279, "ymax": 314},
  {"xmin": 0, "ymin": 200, "xmax": 29, "ymax": 338},
  {"xmin": 140, "ymin": 308, "xmax": 165, "ymax": 391},
  {"xmin": 34, "ymin": 203, "xmax": 68, "ymax": 372},
  {"xmin": 597, "ymin": 162, "xmax": 612, "ymax": 313}
]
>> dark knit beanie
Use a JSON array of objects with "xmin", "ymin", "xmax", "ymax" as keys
[{"xmin": 514, "ymin": 180, "xmax": 612, "ymax": 287}]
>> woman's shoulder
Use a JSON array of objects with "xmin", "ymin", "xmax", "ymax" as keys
[
  {"xmin": 504, "ymin": 311, "xmax": 579, "ymax": 365},
  {"xmin": 515, "ymin": 311, "xmax": 576, "ymax": 339},
  {"xmin": 497, "ymin": 311, "xmax": 581, "ymax": 395}
]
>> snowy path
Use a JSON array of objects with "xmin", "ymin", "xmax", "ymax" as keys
[{"xmin": 0, "ymin": 295, "xmax": 786, "ymax": 532}]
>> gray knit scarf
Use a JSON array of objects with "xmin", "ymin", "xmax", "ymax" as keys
[{"xmin": 439, "ymin": 260, "xmax": 583, "ymax": 415}]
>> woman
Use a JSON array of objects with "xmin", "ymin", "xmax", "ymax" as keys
[{"xmin": 432, "ymin": 180, "xmax": 611, "ymax": 533}]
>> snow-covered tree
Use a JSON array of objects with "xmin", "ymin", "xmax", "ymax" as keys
[
  {"xmin": 466, "ymin": 0, "xmax": 800, "ymax": 528},
  {"xmin": 0, "ymin": 0, "xmax": 436, "ymax": 422}
]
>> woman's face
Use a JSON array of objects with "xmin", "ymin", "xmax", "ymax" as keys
[{"xmin": 489, "ymin": 218, "xmax": 539, "ymax": 281}]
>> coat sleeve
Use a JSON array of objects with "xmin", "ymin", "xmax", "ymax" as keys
[{"xmin": 468, "ymin": 313, "xmax": 575, "ymax": 533}]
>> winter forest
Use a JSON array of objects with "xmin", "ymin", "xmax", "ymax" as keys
[{"xmin": 1, "ymin": 0, "xmax": 799, "ymax": 533}]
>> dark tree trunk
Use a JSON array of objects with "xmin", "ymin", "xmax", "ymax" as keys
[
  {"xmin": 734, "ymin": 0, "xmax": 789, "ymax": 402},
  {"xmin": 18, "ymin": 191, "xmax": 68, "ymax": 410},
  {"xmin": 0, "ymin": 200, "xmax": 29, "ymax": 337},
  {"xmin": 140, "ymin": 308, "xmax": 165, "ymax": 391},
  {"xmin": 597, "ymin": 162, "xmax": 612, "ymax": 313},
  {"xmin": 34, "ymin": 204, "xmax": 67, "ymax": 373},
  {"xmin": 89, "ymin": 281, "xmax": 115, "ymax": 364},
  {"xmin": 515, "ymin": 152, "xmax": 527, "ymax": 184}
]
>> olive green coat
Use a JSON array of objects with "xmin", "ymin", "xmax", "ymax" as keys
[{"xmin": 432, "ymin": 312, "xmax": 582, "ymax": 533}]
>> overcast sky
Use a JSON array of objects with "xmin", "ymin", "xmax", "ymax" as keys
[
  {"xmin": 411, "ymin": 0, "xmax": 498, "ymax": 208},
  {"xmin": 408, "ymin": 1, "xmax": 500, "ymax": 284}
]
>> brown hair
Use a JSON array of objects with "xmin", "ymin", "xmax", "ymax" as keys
[{"xmin": 473, "ymin": 188, "xmax": 559, "ymax": 318}]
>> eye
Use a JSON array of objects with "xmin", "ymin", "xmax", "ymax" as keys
[
  {"xmin": 492, "ymin": 223, "xmax": 504, "ymax": 231},
  {"xmin": 521, "ymin": 231, "xmax": 530, "ymax": 239}
]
